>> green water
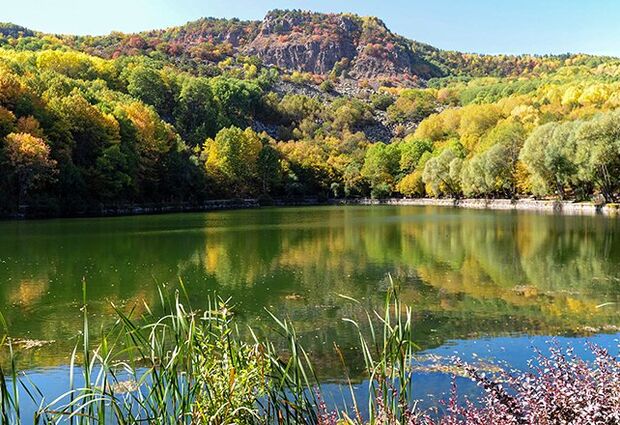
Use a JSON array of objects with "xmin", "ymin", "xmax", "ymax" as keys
[{"xmin": 1, "ymin": 205, "xmax": 620, "ymax": 376}]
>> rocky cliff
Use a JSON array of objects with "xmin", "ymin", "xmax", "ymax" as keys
[{"xmin": 243, "ymin": 10, "xmax": 440, "ymax": 83}]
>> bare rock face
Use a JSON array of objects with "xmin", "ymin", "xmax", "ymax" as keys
[
  {"xmin": 250, "ymin": 39, "xmax": 357, "ymax": 74},
  {"xmin": 245, "ymin": 11, "xmax": 359, "ymax": 75},
  {"xmin": 244, "ymin": 10, "xmax": 439, "ymax": 83},
  {"xmin": 350, "ymin": 17, "xmax": 417, "ymax": 79}
]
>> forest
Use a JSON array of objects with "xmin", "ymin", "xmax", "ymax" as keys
[{"xmin": 2, "ymin": 13, "xmax": 620, "ymax": 216}]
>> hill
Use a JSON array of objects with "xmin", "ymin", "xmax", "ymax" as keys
[
  {"xmin": 1, "ymin": 10, "xmax": 611, "ymax": 85},
  {"xmin": 1, "ymin": 9, "xmax": 620, "ymax": 217}
]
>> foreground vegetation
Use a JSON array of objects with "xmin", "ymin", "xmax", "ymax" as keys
[
  {"xmin": 1, "ymin": 282, "xmax": 619, "ymax": 424},
  {"xmin": 3, "ymin": 12, "xmax": 620, "ymax": 215}
]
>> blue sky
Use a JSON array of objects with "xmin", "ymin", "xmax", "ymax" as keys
[{"xmin": 5, "ymin": 0, "xmax": 620, "ymax": 56}]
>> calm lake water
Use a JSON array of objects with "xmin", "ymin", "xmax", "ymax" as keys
[{"xmin": 1, "ymin": 205, "xmax": 620, "ymax": 410}]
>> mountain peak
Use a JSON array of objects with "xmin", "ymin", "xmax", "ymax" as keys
[{"xmin": 241, "ymin": 9, "xmax": 439, "ymax": 84}]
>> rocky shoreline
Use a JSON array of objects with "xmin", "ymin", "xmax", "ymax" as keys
[
  {"xmin": 330, "ymin": 198, "xmax": 620, "ymax": 216},
  {"xmin": 7, "ymin": 197, "xmax": 620, "ymax": 220},
  {"xmin": 3, "ymin": 198, "xmax": 329, "ymax": 220},
  {"xmin": 4, "ymin": 199, "xmax": 261, "ymax": 220}
]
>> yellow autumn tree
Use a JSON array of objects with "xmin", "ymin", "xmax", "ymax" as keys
[
  {"xmin": 202, "ymin": 127, "xmax": 263, "ymax": 196},
  {"xmin": 2, "ymin": 132, "xmax": 57, "ymax": 205}
]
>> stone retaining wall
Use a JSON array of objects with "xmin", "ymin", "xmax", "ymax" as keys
[
  {"xmin": 331, "ymin": 198, "xmax": 620, "ymax": 216},
  {"xmin": 9, "ymin": 198, "xmax": 620, "ymax": 219},
  {"xmin": 10, "ymin": 199, "xmax": 260, "ymax": 219}
]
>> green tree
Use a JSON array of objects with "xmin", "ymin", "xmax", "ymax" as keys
[
  {"xmin": 126, "ymin": 65, "xmax": 171, "ymax": 119},
  {"xmin": 326, "ymin": 98, "xmax": 373, "ymax": 133},
  {"xmin": 361, "ymin": 143, "xmax": 401, "ymax": 198},
  {"xmin": 520, "ymin": 121, "xmax": 579, "ymax": 198},
  {"xmin": 422, "ymin": 148, "xmax": 463, "ymax": 197},
  {"xmin": 92, "ymin": 144, "xmax": 132, "ymax": 201},
  {"xmin": 257, "ymin": 143, "xmax": 282, "ymax": 194},
  {"xmin": 342, "ymin": 161, "xmax": 366, "ymax": 197},
  {"xmin": 174, "ymin": 77, "xmax": 217, "ymax": 146},
  {"xmin": 575, "ymin": 111, "xmax": 620, "ymax": 202},
  {"xmin": 399, "ymin": 137, "xmax": 433, "ymax": 174},
  {"xmin": 209, "ymin": 77, "xmax": 262, "ymax": 129},
  {"xmin": 370, "ymin": 92, "xmax": 395, "ymax": 111}
]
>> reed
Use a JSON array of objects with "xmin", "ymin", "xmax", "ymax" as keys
[{"xmin": 1, "ymin": 278, "xmax": 618, "ymax": 424}]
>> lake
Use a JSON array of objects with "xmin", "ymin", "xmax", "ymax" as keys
[{"xmin": 1, "ymin": 205, "xmax": 620, "ymax": 411}]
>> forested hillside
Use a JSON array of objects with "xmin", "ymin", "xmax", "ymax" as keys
[{"xmin": 1, "ymin": 10, "xmax": 620, "ymax": 216}]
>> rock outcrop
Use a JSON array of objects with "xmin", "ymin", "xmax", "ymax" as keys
[
  {"xmin": 245, "ymin": 12, "xmax": 359, "ymax": 75},
  {"xmin": 243, "ymin": 10, "xmax": 440, "ymax": 83}
]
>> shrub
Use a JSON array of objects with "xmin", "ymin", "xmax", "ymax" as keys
[
  {"xmin": 370, "ymin": 182, "xmax": 391, "ymax": 199},
  {"xmin": 320, "ymin": 80, "xmax": 334, "ymax": 93},
  {"xmin": 370, "ymin": 92, "xmax": 395, "ymax": 111},
  {"xmin": 435, "ymin": 344, "xmax": 620, "ymax": 424}
]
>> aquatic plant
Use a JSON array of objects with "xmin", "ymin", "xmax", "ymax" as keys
[{"xmin": 1, "ymin": 280, "xmax": 620, "ymax": 424}]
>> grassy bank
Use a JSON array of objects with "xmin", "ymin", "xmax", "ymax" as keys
[{"xmin": 1, "ymin": 281, "xmax": 619, "ymax": 424}]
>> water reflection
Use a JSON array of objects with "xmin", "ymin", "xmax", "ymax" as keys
[{"xmin": 1, "ymin": 206, "xmax": 620, "ymax": 375}]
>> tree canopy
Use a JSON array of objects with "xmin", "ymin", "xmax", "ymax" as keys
[{"xmin": 2, "ymin": 27, "xmax": 620, "ymax": 215}]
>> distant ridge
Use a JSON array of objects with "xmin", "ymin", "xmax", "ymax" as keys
[{"xmin": 0, "ymin": 10, "xmax": 613, "ymax": 86}]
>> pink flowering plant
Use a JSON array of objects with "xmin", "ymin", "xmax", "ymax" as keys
[{"xmin": 428, "ymin": 343, "xmax": 620, "ymax": 424}]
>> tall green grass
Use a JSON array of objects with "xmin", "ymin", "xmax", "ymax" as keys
[{"xmin": 0, "ymin": 278, "xmax": 418, "ymax": 424}]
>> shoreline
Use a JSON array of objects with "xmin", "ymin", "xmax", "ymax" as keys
[
  {"xmin": 4, "ymin": 197, "xmax": 620, "ymax": 220},
  {"xmin": 330, "ymin": 198, "xmax": 620, "ymax": 216},
  {"xmin": 1, "ymin": 198, "xmax": 323, "ymax": 220}
]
